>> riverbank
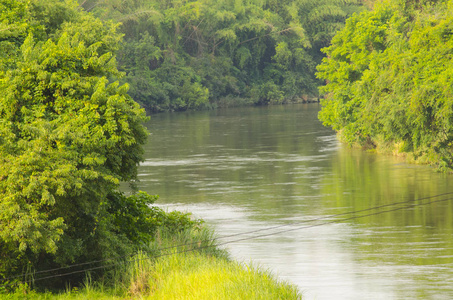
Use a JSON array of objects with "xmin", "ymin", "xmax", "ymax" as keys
[
  {"xmin": 2, "ymin": 227, "xmax": 302, "ymax": 300},
  {"xmin": 337, "ymin": 130, "xmax": 452, "ymax": 173},
  {"xmin": 214, "ymin": 96, "xmax": 320, "ymax": 109}
]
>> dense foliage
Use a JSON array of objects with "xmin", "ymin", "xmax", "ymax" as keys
[
  {"xmin": 317, "ymin": 0, "xmax": 453, "ymax": 170},
  {"xmin": 81, "ymin": 0, "xmax": 364, "ymax": 112},
  {"xmin": 0, "ymin": 0, "xmax": 201, "ymax": 289}
]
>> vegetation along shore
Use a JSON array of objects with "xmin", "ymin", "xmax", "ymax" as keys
[{"xmin": 317, "ymin": 0, "xmax": 453, "ymax": 171}]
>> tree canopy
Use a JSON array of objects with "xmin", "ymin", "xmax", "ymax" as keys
[
  {"xmin": 0, "ymin": 0, "xmax": 162, "ymax": 286},
  {"xmin": 317, "ymin": 0, "xmax": 453, "ymax": 170},
  {"xmin": 81, "ymin": 0, "xmax": 364, "ymax": 112}
]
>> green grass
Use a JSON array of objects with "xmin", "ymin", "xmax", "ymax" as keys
[
  {"xmin": 1, "ymin": 228, "xmax": 301, "ymax": 300},
  {"xmin": 135, "ymin": 252, "xmax": 301, "ymax": 299}
]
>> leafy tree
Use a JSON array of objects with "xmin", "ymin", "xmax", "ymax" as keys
[
  {"xmin": 0, "ymin": 0, "xmax": 153, "ymax": 286},
  {"xmin": 317, "ymin": 0, "xmax": 453, "ymax": 170}
]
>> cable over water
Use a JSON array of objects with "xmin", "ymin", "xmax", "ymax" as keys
[{"xmin": 2, "ymin": 192, "xmax": 452, "ymax": 287}]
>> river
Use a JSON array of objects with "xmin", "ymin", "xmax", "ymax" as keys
[{"xmin": 129, "ymin": 103, "xmax": 453, "ymax": 299}]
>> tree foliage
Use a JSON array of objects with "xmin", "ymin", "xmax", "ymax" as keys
[
  {"xmin": 82, "ymin": 0, "xmax": 364, "ymax": 111},
  {"xmin": 317, "ymin": 0, "xmax": 453, "ymax": 170}
]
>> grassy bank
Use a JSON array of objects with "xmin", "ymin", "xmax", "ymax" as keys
[{"xmin": 2, "ymin": 227, "xmax": 302, "ymax": 300}]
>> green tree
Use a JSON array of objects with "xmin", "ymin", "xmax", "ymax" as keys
[
  {"xmin": 317, "ymin": 0, "xmax": 453, "ymax": 170},
  {"xmin": 0, "ymin": 0, "xmax": 150, "ymax": 285}
]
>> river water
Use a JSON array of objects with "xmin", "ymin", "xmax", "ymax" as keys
[{"xmin": 130, "ymin": 104, "xmax": 453, "ymax": 299}]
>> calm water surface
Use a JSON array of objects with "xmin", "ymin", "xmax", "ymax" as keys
[{"xmin": 131, "ymin": 104, "xmax": 453, "ymax": 299}]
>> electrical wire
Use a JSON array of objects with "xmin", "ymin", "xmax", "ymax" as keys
[
  {"xmin": 2, "ymin": 193, "xmax": 452, "ymax": 288},
  {"xmin": 2, "ymin": 192, "xmax": 452, "ymax": 283}
]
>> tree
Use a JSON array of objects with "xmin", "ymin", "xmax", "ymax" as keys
[
  {"xmin": 317, "ymin": 0, "xmax": 453, "ymax": 170},
  {"xmin": 0, "ymin": 0, "xmax": 149, "ymax": 285}
]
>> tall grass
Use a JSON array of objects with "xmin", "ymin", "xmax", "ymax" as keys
[
  {"xmin": 1, "ymin": 227, "xmax": 302, "ymax": 299},
  {"xmin": 133, "ymin": 252, "xmax": 302, "ymax": 299}
]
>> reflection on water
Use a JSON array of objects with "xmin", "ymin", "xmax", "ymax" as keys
[{"xmin": 126, "ymin": 104, "xmax": 453, "ymax": 299}]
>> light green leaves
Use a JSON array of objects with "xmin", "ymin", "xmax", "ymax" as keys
[
  {"xmin": 317, "ymin": 0, "xmax": 453, "ymax": 170},
  {"xmin": 0, "ymin": 0, "xmax": 148, "ymax": 276}
]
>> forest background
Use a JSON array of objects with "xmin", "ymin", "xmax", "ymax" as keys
[{"xmin": 82, "ymin": 0, "xmax": 365, "ymax": 112}]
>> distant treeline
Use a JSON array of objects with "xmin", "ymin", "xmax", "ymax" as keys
[
  {"xmin": 81, "ymin": 0, "xmax": 364, "ymax": 112},
  {"xmin": 317, "ymin": 0, "xmax": 453, "ymax": 170}
]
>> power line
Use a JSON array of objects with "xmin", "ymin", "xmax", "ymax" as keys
[
  {"xmin": 218, "ymin": 195, "xmax": 453, "ymax": 246},
  {"xmin": 2, "ymin": 192, "xmax": 452, "ymax": 288},
  {"xmin": 2, "ymin": 192, "xmax": 452, "ymax": 283},
  {"xmin": 210, "ymin": 191, "xmax": 453, "ymax": 242}
]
